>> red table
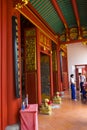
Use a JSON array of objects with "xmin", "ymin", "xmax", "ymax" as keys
[{"xmin": 20, "ymin": 104, "xmax": 38, "ymax": 130}]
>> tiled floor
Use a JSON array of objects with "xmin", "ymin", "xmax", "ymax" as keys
[{"xmin": 38, "ymin": 91, "xmax": 87, "ymax": 130}]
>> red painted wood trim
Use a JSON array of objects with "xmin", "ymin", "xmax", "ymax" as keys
[
  {"xmin": 50, "ymin": 55, "xmax": 54, "ymax": 99},
  {"xmin": 57, "ymin": 42, "xmax": 62, "ymax": 91},
  {"xmin": 36, "ymin": 29, "xmax": 42, "ymax": 105},
  {"xmin": 7, "ymin": 7, "xmax": 22, "ymax": 124},
  {"xmin": 71, "ymin": 0, "xmax": 80, "ymax": 27},
  {"xmin": 71, "ymin": 0, "xmax": 81, "ymax": 36},
  {"xmin": 60, "ymin": 38, "xmax": 87, "ymax": 45},
  {"xmin": 1, "ymin": 0, "xmax": 8, "ymax": 129},
  {"xmin": 16, "ymin": 5, "xmax": 58, "ymax": 44}
]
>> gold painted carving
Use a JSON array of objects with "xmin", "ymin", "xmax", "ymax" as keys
[
  {"xmin": 40, "ymin": 34, "xmax": 43, "ymax": 43},
  {"xmin": 52, "ymin": 50, "xmax": 57, "ymax": 71},
  {"xmin": 82, "ymin": 41, "xmax": 87, "ymax": 45},
  {"xmin": 25, "ymin": 28, "xmax": 36, "ymax": 71},
  {"xmin": 60, "ymin": 44, "xmax": 67, "ymax": 54},
  {"xmin": 40, "ymin": 31, "xmax": 51, "ymax": 50},
  {"xmin": 60, "ymin": 34, "xmax": 66, "ymax": 42},
  {"xmin": 81, "ymin": 27, "xmax": 87, "ymax": 38},
  {"xmin": 82, "ymin": 31, "xmax": 87, "ymax": 37},
  {"xmin": 16, "ymin": 3, "xmax": 23, "ymax": 9},
  {"xmin": 22, "ymin": 0, "xmax": 29, "ymax": 5},
  {"xmin": 82, "ymin": 27, "xmax": 87, "ymax": 31},
  {"xmin": 70, "ymin": 27, "xmax": 77, "ymax": 33},
  {"xmin": 16, "ymin": 0, "xmax": 29, "ymax": 9},
  {"xmin": 70, "ymin": 32, "xmax": 78, "ymax": 40}
]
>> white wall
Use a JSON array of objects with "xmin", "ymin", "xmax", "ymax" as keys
[{"xmin": 67, "ymin": 42, "xmax": 87, "ymax": 81}]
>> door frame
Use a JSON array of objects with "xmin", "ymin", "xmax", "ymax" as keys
[
  {"xmin": 40, "ymin": 50, "xmax": 53, "ymax": 101},
  {"xmin": 75, "ymin": 64, "xmax": 87, "ymax": 90}
]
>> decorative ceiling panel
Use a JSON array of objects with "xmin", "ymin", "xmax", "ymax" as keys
[{"xmin": 28, "ymin": 0, "xmax": 87, "ymax": 43}]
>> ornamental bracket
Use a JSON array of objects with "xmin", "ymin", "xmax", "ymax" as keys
[{"xmin": 15, "ymin": 0, "xmax": 29, "ymax": 9}]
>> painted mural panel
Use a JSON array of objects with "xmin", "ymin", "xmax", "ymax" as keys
[{"xmin": 24, "ymin": 28, "xmax": 36, "ymax": 71}]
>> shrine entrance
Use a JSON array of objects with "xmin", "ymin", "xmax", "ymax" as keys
[
  {"xmin": 20, "ymin": 14, "xmax": 54, "ymax": 105},
  {"xmin": 20, "ymin": 15, "xmax": 37, "ymax": 103},
  {"xmin": 40, "ymin": 53, "xmax": 51, "ymax": 101}
]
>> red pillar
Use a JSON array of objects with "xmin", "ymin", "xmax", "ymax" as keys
[
  {"xmin": 36, "ymin": 29, "xmax": 42, "ymax": 105},
  {"xmin": 1, "ymin": 0, "xmax": 8, "ymax": 129},
  {"xmin": 57, "ymin": 42, "xmax": 62, "ymax": 91},
  {"xmin": 7, "ymin": 6, "xmax": 22, "ymax": 124},
  {"xmin": 50, "ymin": 55, "xmax": 54, "ymax": 99}
]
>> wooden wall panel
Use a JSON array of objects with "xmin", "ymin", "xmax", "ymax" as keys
[
  {"xmin": 53, "ymin": 71, "xmax": 58, "ymax": 93},
  {"xmin": 25, "ymin": 72, "xmax": 37, "ymax": 103},
  {"xmin": 62, "ymin": 56, "xmax": 67, "ymax": 72},
  {"xmin": 62, "ymin": 72, "xmax": 69, "ymax": 90}
]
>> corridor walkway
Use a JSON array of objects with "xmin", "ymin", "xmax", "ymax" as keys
[{"xmin": 38, "ymin": 91, "xmax": 87, "ymax": 130}]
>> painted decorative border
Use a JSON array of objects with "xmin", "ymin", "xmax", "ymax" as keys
[{"xmin": 12, "ymin": 16, "xmax": 21, "ymax": 98}]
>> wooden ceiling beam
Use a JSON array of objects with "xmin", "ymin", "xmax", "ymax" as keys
[
  {"xmin": 71, "ymin": 0, "xmax": 80, "ymax": 26},
  {"xmin": 71, "ymin": 0, "xmax": 81, "ymax": 38},
  {"xmin": 51, "ymin": 0, "xmax": 69, "ymax": 31},
  {"xmin": 60, "ymin": 38, "xmax": 87, "ymax": 45}
]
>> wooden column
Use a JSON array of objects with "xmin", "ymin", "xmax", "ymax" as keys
[
  {"xmin": 7, "ymin": 7, "xmax": 22, "ymax": 124},
  {"xmin": 36, "ymin": 29, "xmax": 42, "ymax": 105},
  {"xmin": 62, "ymin": 55, "xmax": 69, "ymax": 90},
  {"xmin": 3, "ymin": 0, "xmax": 22, "ymax": 125},
  {"xmin": 1, "ymin": 0, "xmax": 8, "ymax": 129},
  {"xmin": 50, "ymin": 55, "xmax": 54, "ymax": 99},
  {"xmin": 57, "ymin": 42, "xmax": 62, "ymax": 91}
]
